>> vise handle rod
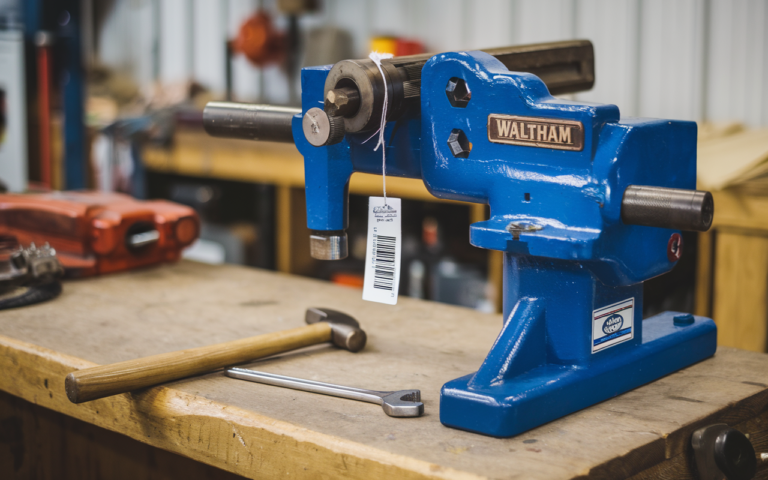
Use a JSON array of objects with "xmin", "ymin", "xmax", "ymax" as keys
[
  {"xmin": 203, "ymin": 40, "xmax": 595, "ymax": 142},
  {"xmin": 203, "ymin": 103, "xmax": 300, "ymax": 143},
  {"xmin": 621, "ymin": 186, "xmax": 714, "ymax": 232}
]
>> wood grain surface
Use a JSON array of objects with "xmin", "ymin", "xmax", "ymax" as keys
[
  {"xmin": 0, "ymin": 261, "xmax": 767, "ymax": 480},
  {"xmin": 66, "ymin": 322, "xmax": 333, "ymax": 403}
]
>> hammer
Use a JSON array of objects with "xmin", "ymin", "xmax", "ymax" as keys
[{"xmin": 65, "ymin": 308, "xmax": 365, "ymax": 404}]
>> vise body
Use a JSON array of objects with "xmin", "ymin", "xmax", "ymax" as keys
[{"xmin": 204, "ymin": 40, "xmax": 716, "ymax": 437}]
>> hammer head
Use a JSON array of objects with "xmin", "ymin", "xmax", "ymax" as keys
[{"xmin": 305, "ymin": 308, "xmax": 367, "ymax": 353}]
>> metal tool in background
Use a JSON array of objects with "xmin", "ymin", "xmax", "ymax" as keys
[
  {"xmin": 0, "ymin": 191, "xmax": 200, "ymax": 277},
  {"xmin": 226, "ymin": 367, "xmax": 423, "ymax": 418},
  {"xmin": 65, "ymin": 308, "xmax": 366, "ymax": 404},
  {"xmin": 0, "ymin": 239, "xmax": 64, "ymax": 310},
  {"xmin": 203, "ymin": 39, "xmax": 718, "ymax": 438},
  {"xmin": 0, "ymin": 241, "xmax": 63, "ymax": 285}
]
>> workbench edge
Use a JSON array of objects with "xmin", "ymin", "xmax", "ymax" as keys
[{"xmin": 0, "ymin": 334, "xmax": 483, "ymax": 480}]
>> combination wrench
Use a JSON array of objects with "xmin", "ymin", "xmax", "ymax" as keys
[{"xmin": 226, "ymin": 367, "xmax": 424, "ymax": 417}]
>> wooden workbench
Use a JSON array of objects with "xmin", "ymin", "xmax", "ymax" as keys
[{"xmin": 1, "ymin": 261, "xmax": 767, "ymax": 479}]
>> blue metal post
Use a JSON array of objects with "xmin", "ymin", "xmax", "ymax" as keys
[{"xmin": 59, "ymin": 0, "xmax": 86, "ymax": 189}]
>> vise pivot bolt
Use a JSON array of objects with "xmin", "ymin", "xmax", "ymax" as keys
[{"xmin": 302, "ymin": 107, "xmax": 345, "ymax": 147}]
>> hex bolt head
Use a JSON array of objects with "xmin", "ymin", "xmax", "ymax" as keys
[
  {"xmin": 446, "ymin": 77, "xmax": 471, "ymax": 108},
  {"xmin": 447, "ymin": 129, "xmax": 471, "ymax": 158}
]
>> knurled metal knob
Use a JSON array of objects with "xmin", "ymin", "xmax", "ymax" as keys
[{"xmin": 302, "ymin": 107, "xmax": 345, "ymax": 147}]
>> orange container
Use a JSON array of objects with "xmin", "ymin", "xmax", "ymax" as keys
[{"xmin": 0, "ymin": 191, "xmax": 199, "ymax": 277}]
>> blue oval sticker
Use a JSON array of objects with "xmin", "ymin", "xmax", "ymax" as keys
[{"xmin": 602, "ymin": 314, "xmax": 623, "ymax": 335}]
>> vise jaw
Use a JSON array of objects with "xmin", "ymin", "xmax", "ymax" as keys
[{"xmin": 204, "ymin": 41, "xmax": 716, "ymax": 438}]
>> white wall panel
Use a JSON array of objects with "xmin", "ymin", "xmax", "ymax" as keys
[
  {"xmin": 706, "ymin": 0, "xmax": 767, "ymax": 127},
  {"xmin": 574, "ymin": 0, "xmax": 640, "ymax": 117},
  {"xmin": 323, "ymin": 0, "xmax": 370, "ymax": 58},
  {"xmin": 369, "ymin": 0, "xmax": 412, "ymax": 39},
  {"xmin": 160, "ymin": 0, "xmax": 192, "ymax": 84},
  {"xmin": 0, "ymin": 31, "xmax": 28, "ymax": 191},
  {"xmin": 192, "ymin": 0, "xmax": 226, "ymax": 96},
  {"xmin": 637, "ymin": 0, "xmax": 706, "ymax": 121},
  {"xmin": 465, "ymin": 0, "xmax": 515, "ymax": 50},
  {"xmin": 228, "ymin": 0, "xmax": 261, "ymax": 101},
  {"xmin": 94, "ymin": 0, "xmax": 768, "ymax": 126},
  {"xmin": 514, "ymin": 0, "xmax": 577, "ymax": 45},
  {"xmin": 412, "ymin": 0, "xmax": 467, "ymax": 52},
  {"xmin": 134, "ymin": 2, "xmax": 157, "ymax": 86},
  {"xmin": 97, "ymin": 0, "xmax": 155, "ymax": 86}
]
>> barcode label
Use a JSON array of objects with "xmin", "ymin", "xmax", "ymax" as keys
[
  {"xmin": 363, "ymin": 197, "xmax": 401, "ymax": 305},
  {"xmin": 372, "ymin": 234, "xmax": 396, "ymax": 291}
]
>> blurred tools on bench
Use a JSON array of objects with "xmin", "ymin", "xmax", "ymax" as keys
[
  {"xmin": 0, "ymin": 237, "xmax": 63, "ymax": 310},
  {"xmin": 0, "ymin": 191, "xmax": 199, "ymax": 277}
]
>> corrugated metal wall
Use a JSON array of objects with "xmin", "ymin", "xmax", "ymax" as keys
[{"xmin": 98, "ymin": 0, "xmax": 768, "ymax": 126}]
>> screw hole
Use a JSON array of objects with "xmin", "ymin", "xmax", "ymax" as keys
[{"xmin": 524, "ymin": 193, "xmax": 531, "ymax": 202}]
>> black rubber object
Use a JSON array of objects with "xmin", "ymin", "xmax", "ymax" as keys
[
  {"xmin": 621, "ymin": 185, "xmax": 714, "ymax": 232},
  {"xmin": 0, "ymin": 281, "xmax": 62, "ymax": 311},
  {"xmin": 713, "ymin": 428, "xmax": 757, "ymax": 480}
]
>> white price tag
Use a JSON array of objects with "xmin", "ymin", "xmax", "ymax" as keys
[{"xmin": 362, "ymin": 197, "xmax": 402, "ymax": 305}]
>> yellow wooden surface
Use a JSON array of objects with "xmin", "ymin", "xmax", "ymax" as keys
[
  {"xmin": 144, "ymin": 130, "xmax": 452, "ymax": 203},
  {"xmin": 694, "ymin": 231, "xmax": 713, "ymax": 318},
  {"xmin": 712, "ymin": 232, "xmax": 768, "ymax": 352},
  {"xmin": 696, "ymin": 189, "xmax": 768, "ymax": 352},
  {"xmin": 275, "ymin": 185, "xmax": 312, "ymax": 274},
  {"xmin": 711, "ymin": 189, "xmax": 768, "ymax": 232},
  {"xmin": 1, "ymin": 261, "xmax": 768, "ymax": 479}
]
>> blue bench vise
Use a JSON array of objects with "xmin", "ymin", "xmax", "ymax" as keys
[{"xmin": 204, "ymin": 40, "xmax": 717, "ymax": 438}]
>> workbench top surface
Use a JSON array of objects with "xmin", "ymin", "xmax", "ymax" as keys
[{"xmin": 1, "ymin": 261, "xmax": 767, "ymax": 480}]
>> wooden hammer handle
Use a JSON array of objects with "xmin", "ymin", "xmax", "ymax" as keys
[{"xmin": 65, "ymin": 322, "xmax": 332, "ymax": 404}]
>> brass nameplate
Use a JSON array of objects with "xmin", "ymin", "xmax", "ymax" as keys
[{"xmin": 487, "ymin": 114, "xmax": 584, "ymax": 151}]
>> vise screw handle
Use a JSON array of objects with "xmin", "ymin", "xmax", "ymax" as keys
[
  {"xmin": 621, "ymin": 185, "xmax": 714, "ymax": 232},
  {"xmin": 203, "ymin": 102, "xmax": 300, "ymax": 143}
]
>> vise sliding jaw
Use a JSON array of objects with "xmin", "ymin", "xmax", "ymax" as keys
[{"xmin": 204, "ymin": 40, "xmax": 716, "ymax": 437}]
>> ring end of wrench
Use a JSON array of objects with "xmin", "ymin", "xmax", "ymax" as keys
[{"xmin": 381, "ymin": 390, "xmax": 424, "ymax": 418}]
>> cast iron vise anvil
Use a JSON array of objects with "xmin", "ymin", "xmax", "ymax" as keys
[{"xmin": 203, "ymin": 40, "xmax": 716, "ymax": 437}]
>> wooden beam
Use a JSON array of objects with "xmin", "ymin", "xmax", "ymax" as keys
[
  {"xmin": 712, "ymin": 231, "xmax": 768, "ymax": 352},
  {"xmin": 276, "ymin": 185, "xmax": 293, "ymax": 273},
  {"xmin": 694, "ymin": 231, "xmax": 714, "ymax": 318}
]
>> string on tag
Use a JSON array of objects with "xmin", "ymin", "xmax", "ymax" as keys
[{"xmin": 364, "ymin": 51, "xmax": 394, "ymax": 205}]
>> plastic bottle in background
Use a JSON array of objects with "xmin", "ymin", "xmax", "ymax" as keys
[{"xmin": 408, "ymin": 259, "xmax": 425, "ymax": 299}]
